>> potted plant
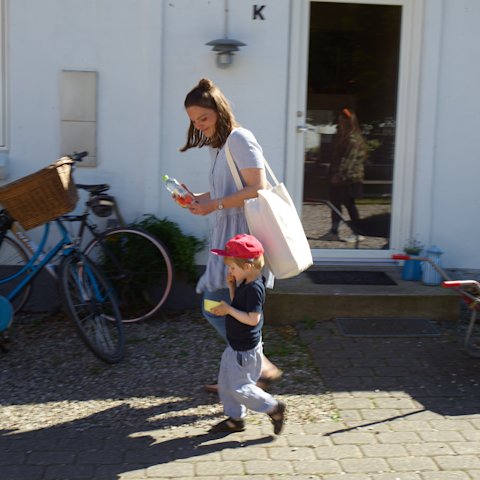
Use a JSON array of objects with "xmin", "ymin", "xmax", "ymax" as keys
[
  {"xmin": 403, "ymin": 238, "xmax": 424, "ymax": 256},
  {"xmin": 402, "ymin": 238, "xmax": 424, "ymax": 281}
]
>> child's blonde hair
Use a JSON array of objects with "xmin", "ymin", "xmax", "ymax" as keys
[{"xmin": 225, "ymin": 255, "xmax": 265, "ymax": 271}]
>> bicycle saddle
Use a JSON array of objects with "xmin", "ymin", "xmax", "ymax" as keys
[{"xmin": 77, "ymin": 184, "xmax": 110, "ymax": 195}]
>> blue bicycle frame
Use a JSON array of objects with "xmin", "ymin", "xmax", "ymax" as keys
[{"xmin": 0, "ymin": 220, "xmax": 75, "ymax": 303}]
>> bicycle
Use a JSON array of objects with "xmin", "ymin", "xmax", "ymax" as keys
[
  {"xmin": 68, "ymin": 152, "xmax": 174, "ymax": 322},
  {"xmin": 393, "ymin": 253, "xmax": 480, "ymax": 358},
  {"xmin": 0, "ymin": 158, "xmax": 125, "ymax": 363},
  {"xmin": 7, "ymin": 152, "xmax": 174, "ymax": 323}
]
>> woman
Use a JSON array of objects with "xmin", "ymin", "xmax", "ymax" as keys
[
  {"xmin": 323, "ymin": 107, "xmax": 368, "ymax": 242},
  {"xmin": 180, "ymin": 78, "xmax": 282, "ymax": 391}
]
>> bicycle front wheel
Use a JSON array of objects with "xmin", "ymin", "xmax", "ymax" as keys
[
  {"xmin": 59, "ymin": 254, "xmax": 125, "ymax": 363},
  {"xmin": 0, "ymin": 235, "xmax": 32, "ymax": 313},
  {"xmin": 84, "ymin": 227, "xmax": 173, "ymax": 323}
]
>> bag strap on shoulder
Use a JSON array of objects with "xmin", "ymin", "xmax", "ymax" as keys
[{"xmin": 225, "ymin": 137, "xmax": 279, "ymax": 191}]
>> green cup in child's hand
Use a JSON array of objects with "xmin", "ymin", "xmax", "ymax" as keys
[{"xmin": 204, "ymin": 299, "xmax": 221, "ymax": 312}]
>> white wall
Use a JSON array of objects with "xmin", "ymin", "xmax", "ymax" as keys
[
  {"xmin": 6, "ymin": 0, "xmax": 164, "ymax": 222},
  {"xmin": 4, "ymin": 0, "xmax": 291, "ymax": 261},
  {"xmin": 415, "ymin": 0, "xmax": 480, "ymax": 268},
  {"xmin": 3, "ymin": 0, "xmax": 480, "ymax": 269},
  {"xmin": 159, "ymin": 0, "xmax": 291, "ymax": 252}
]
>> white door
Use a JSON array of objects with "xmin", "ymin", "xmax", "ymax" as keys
[{"xmin": 286, "ymin": 0, "xmax": 424, "ymax": 262}]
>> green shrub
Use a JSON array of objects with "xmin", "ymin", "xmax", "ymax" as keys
[{"xmin": 134, "ymin": 214, "xmax": 205, "ymax": 282}]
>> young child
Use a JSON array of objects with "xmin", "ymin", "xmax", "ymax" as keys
[{"xmin": 208, "ymin": 233, "xmax": 286, "ymax": 435}]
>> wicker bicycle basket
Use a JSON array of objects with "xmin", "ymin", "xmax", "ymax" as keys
[{"xmin": 0, "ymin": 157, "xmax": 78, "ymax": 230}]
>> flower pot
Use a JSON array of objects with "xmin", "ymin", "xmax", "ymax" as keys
[{"xmin": 401, "ymin": 259, "xmax": 422, "ymax": 281}]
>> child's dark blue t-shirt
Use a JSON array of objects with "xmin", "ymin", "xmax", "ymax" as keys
[{"xmin": 226, "ymin": 276, "xmax": 265, "ymax": 351}]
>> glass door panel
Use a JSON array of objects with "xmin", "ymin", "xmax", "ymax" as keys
[{"xmin": 302, "ymin": 2, "xmax": 401, "ymax": 250}]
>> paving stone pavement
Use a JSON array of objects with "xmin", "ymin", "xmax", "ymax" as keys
[{"xmin": 2, "ymin": 315, "xmax": 480, "ymax": 479}]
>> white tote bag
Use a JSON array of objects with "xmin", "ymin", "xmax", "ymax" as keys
[{"xmin": 226, "ymin": 140, "xmax": 313, "ymax": 279}]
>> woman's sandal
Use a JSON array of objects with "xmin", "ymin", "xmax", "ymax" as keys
[
  {"xmin": 268, "ymin": 401, "xmax": 286, "ymax": 435},
  {"xmin": 209, "ymin": 417, "xmax": 246, "ymax": 433},
  {"xmin": 204, "ymin": 383, "xmax": 219, "ymax": 394}
]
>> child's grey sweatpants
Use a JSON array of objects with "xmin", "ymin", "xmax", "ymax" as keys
[{"xmin": 218, "ymin": 342, "xmax": 278, "ymax": 420}]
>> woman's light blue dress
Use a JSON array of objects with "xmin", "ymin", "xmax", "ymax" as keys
[{"xmin": 196, "ymin": 127, "xmax": 274, "ymax": 294}]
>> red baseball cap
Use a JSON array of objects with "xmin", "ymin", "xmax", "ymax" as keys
[{"xmin": 211, "ymin": 234, "xmax": 264, "ymax": 259}]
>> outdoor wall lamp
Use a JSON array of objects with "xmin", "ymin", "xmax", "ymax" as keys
[{"xmin": 206, "ymin": 38, "xmax": 246, "ymax": 68}]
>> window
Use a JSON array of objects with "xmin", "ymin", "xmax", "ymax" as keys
[
  {"xmin": 302, "ymin": 2, "xmax": 401, "ymax": 251},
  {"xmin": 60, "ymin": 70, "xmax": 97, "ymax": 166}
]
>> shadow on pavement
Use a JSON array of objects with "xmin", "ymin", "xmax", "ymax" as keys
[
  {"xmin": 298, "ymin": 316, "xmax": 480, "ymax": 418},
  {"xmin": 0, "ymin": 310, "xmax": 330, "ymax": 436},
  {"xmin": 0, "ymin": 404, "xmax": 274, "ymax": 480}
]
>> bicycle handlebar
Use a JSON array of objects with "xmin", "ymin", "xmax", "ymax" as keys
[
  {"xmin": 64, "ymin": 151, "xmax": 111, "ymax": 194},
  {"xmin": 70, "ymin": 151, "xmax": 89, "ymax": 162},
  {"xmin": 392, "ymin": 253, "xmax": 429, "ymax": 262},
  {"xmin": 443, "ymin": 280, "xmax": 480, "ymax": 290},
  {"xmin": 392, "ymin": 253, "xmax": 451, "ymax": 281},
  {"xmin": 392, "ymin": 254, "xmax": 410, "ymax": 260}
]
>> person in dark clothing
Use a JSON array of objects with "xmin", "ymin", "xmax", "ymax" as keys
[{"xmin": 323, "ymin": 108, "xmax": 368, "ymax": 243}]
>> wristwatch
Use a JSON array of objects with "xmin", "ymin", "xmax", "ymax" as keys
[{"xmin": 217, "ymin": 198, "xmax": 224, "ymax": 210}]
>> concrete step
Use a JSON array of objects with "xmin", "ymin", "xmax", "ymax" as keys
[
  {"xmin": 25, "ymin": 266, "xmax": 460, "ymax": 326},
  {"xmin": 264, "ymin": 265, "xmax": 460, "ymax": 325}
]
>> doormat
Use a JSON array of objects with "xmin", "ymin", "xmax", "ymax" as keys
[
  {"xmin": 335, "ymin": 317, "xmax": 441, "ymax": 337},
  {"xmin": 306, "ymin": 270, "xmax": 397, "ymax": 286}
]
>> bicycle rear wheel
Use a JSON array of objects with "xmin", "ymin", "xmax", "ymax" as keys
[
  {"xmin": 0, "ymin": 235, "xmax": 32, "ymax": 313},
  {"xmin": 84, "ymin": 227, "xmax": 173, "ymax": 322},
  {"xmin": 59, "ymin": 253, "xmax": 125, "ymax": 363}
]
